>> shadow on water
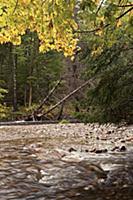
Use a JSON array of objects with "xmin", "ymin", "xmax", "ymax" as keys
[{"xmin": 0, "ymin": 137, "xmax": 133, "ymax": 200}]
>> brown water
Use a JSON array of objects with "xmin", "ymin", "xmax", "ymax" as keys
[{"xmin": 0, "ymin": 137, "xmax": 133, "ymax": 200}]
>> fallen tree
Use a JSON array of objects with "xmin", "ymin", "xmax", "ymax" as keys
[
  {"xmin": 34, "ymin": 78, "xmax": 62, "ymax": 112},
  {"xmin": 42, "ymin": 78, "xmax": 95, "ymax": 117},
  {"xmin": 25, "ymin": 77, "xmax": 95, "ymax": 121}
]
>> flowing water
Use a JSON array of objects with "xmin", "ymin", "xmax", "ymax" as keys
[{"xmin": 0, "ymin": 137, "xmax": 133, "ymax": 200}]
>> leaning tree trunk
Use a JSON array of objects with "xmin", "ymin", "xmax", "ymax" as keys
[
  {"xmin": 42, "ymin": 78, "xmax": 95, "ymax": 117},
  {"xmin": 33, "ymin": 78, "xmax": 62, "ymax": 113}
]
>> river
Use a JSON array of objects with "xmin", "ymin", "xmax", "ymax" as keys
[{"xmin": 0, "ymin": 134, "xmax": 133, "ymax": 200}]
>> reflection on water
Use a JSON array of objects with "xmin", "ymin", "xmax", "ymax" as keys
[{"xmin": 0, "ymin": 138, "xmax": 133, "ymax": 200}]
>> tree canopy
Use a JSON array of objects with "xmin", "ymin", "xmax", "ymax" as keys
[
  {"xmin": 0, "ymin": 0, "xmax": 132, "ymax": 56},
  {"xmin": 0, "ymin": 0, "xmax": 77, "ymax": 56},
  {"xmin": 78, "ymin": 0, "xmax": 133, "ymax": 55}
]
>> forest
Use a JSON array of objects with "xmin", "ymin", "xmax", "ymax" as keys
[{"xmin": 0, "ymin": 0, "xmax": 133, "ymax": 123}]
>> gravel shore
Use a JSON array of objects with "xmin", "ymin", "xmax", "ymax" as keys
[{"xmin": 0, "ymin": 123, "xmax": 133, "ymax": 152}]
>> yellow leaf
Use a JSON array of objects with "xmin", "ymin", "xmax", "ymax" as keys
[
  {"xmin": 116, "ymin": 20, "xmax": 122, "ymax": 27},
  {"xmin": 71, "ymin": 56, "xmax": 75, "ymax": 61},
  {"xmin": 19, "ymin": 0, "xmax": 31, "ymax": 6},
  {"xmin": 97, "ymin": 29, "xmax": 103, "ymax": 36}
]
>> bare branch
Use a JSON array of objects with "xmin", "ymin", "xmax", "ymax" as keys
[
  {"xmin": 117, "ymin": 4, "xmax": 133, "ymax": 7},
  {"xmin": 116, "ymin": 6, "xmax": 133, "ymax": 20},
  {"xmin": 13, "ymin": 0, "xmax": 19, "ymax": 14},
  {"xmin": 96, "ymin": 0, "xmax": 105, "ymax": 15}
]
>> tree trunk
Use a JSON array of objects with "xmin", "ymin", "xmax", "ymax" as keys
[
  {"xmin": 28, "ymin": 82, "xmax": 32, "ymax": 107},
  {"xmin": 12, "ymin": 46, "xmax": 18, "ymax": 112},
  {"xmin": 57, "ymin": 102, "xmax": 65, "ymax": 120},
  {"xmin": 24, "ymin": 85, "xmax": 27, "ymax": 107}
]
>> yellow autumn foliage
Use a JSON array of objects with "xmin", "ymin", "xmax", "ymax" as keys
[{"xmin": 0, "ymin": 0, "xmax": 77, "ymax": 56}]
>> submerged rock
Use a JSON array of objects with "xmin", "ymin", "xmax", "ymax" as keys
[
  {"xmin": 78, "ymin": 161, "xmax": 107, "ymax": 179},
  {"xmin": 105, "ymin": 165, "xmax": 133, "ymax": 187}
]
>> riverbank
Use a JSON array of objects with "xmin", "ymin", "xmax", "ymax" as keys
[{"xmin": 0, "ymin": 123, "xmax": 133, "ymax": 152}]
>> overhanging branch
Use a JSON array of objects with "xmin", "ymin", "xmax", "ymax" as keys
[
  {"xmin": 13, "ymin": 0, "xmax": 19, "ymax": 14},
  {"xmin": 76, "ymin": 6, "xmax": 133, "ymax": 34}
]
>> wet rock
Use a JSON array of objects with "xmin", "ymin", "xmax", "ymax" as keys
[
  {"xmin": 100, "ymin": 137, "xmax": 107, "ymax": 141},
  {"xmin": 68, "ymin": 147, "xmax": 77, "ymax": 152},
  {"xmin": 111, "ymin": 146, "xmax": 119, "ymax": 151},
  {"xmin": 84, "ymin": 149, "xmax": 89, "ymax": 153},
  {"xmin": 89, "ymin": 148, "xmax": 96, "ymax": 153},
  {"xmin": 83, "ymin": 185, "xmax": 95, "ymax": 191},
  {"xmin": 120, "ymin": 146, "xmax": 126, "ymax": 152},
  {"xmin": 126, "ymin": 137, "xmax": 133, "ymax": 142},
  {"xmin": 79, "ymin": 161, "xmax": 107, "ymax": 179},
  {"xmin": 106, "ymin": 130, "xmax": 112, "ymax": 134},
  {"xmin": 121, "ymin": 140, "xmax": 125, "ymax": 143},
  {"xmin": 94, "ymin": 149, "xmax": 108, "ymax": 154},
  {"xmin": 105, "ymin": 166, "xmax": 133, "ymax": 186},
  {"xmin": 111, "ymin": 146, "xmax": 126, "ymax": 152}
]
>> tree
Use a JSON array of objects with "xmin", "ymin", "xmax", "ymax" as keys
[
  {"xmin": 78, "ymin": 0, "xmax": 133, "ymax": 54},
  {"xmin": 77, "ymin": 26, "xmax": 133, "ymax": 123},
  {"xmin": 0, "ymin": 33, "xmax": 63, "ymax": 108},
  {"xmin": 72, "ymin": 0, "xmax": 133, "ymax": 123},
  {"xmin": 0, "ymin": 1, "xmax": 132, "ymax": 55}
]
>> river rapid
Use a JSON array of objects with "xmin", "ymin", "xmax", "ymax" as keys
[{"xmin": 0, "ymin": 123, "xmax": 133, "ymax": 199}]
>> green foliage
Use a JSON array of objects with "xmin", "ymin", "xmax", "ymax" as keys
[
  {"xmin": 75, "ymin": 0, "xmax": 133, "ymax": 123},
  {"xmin": 0, "ymin": 87, "xmax": 8, "ymax": 100},
  {"xmin": 78, "ymin": 33, "xmax": 133, "ymax": 123},
  {"xmin": 0, "ymin": 87, "xmax": 8, "ymax": 120},
  {"xmin": 0, "ymin": 32, "xmax": 63, "ymax": 108},
  {"xmin": 74, "ymin": 107, "xmax": 103, "ymax": 123},
  {"xmin": 78, "ymin": 0, "xmax": 133, "ymax": 57},
  {"xmin": 0, "ymin": 0, "xmax": 133, "ymax": 122},
  {"xmin": 0, "ymin": 104, "xmax": 10, "ymax": 120},
  {"xmin": 59, "ymin": 119, "xmax": 69, "ymax": 124}
]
